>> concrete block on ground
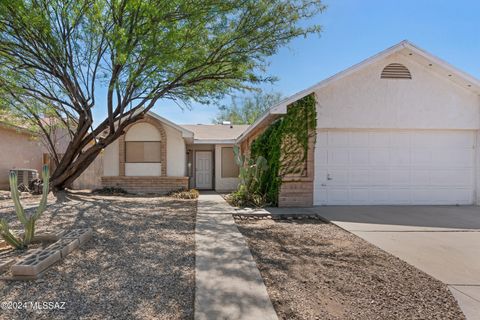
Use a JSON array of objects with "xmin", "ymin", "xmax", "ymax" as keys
[
  {"xmin": 45, "ymin": 238, "xmax": 80, "ymax": 259},
  {"xmin": 33, "ymin": 229, "xmax": 66, "ymax": 242},
  {"xmin": 62, "ymin": 228, "xmax": 93, "ymax": 245},
  {"xmin": 11, "ymin": 248, "xmax": 61, "ymax": 277}
]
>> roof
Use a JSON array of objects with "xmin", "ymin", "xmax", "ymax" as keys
[
  {"xmin": 236, "ymin": 40, "xmax": 480, "ymax": 143},
  {"xmin": 147, "ymin": 111, "xmax": 194, "ymax": 138},
  {"xmin": 180, "ymin": 124, "xmax": 249, "ymax": 144}
]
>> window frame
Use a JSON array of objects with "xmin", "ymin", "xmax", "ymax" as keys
[{"xmin": 125, "ymin": 141, "xmax": 162, "ymax": 163}]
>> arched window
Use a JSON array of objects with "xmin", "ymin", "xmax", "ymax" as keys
[
  {"xmin": 125, "ymin": 122, "xmax": 161, "ymax": 163},
  {"xmin": 381, "ymin": 63, "xmax": 412, "ymax": 79}
]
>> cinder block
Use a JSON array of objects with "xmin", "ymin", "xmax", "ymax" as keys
[
  {"xmin": 62, "ymin": 228, "xmax": 93, "ymax": 245},
  {"xmin": 11, "ymin": 248, "xmax": 61, "ymax": 276},
  {"xmin": 45, "ymin": 238, "xmax": 80, "ymax": 259},
  {"xmin": 33, "ymin": 230, "xmax": 66, "ymax": 242}
]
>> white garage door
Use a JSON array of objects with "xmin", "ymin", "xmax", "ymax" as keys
[{"xmin": 314, "ymin": 130, "xmax": 475, "ymax": 205}]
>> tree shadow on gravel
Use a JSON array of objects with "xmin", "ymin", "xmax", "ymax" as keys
[{"xmin": 0, "ymin": 193, "xmax": 196, "ymax": 320}]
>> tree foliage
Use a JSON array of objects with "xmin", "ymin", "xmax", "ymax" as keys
[
  {"xmin": 0, "ymin": 0, "xmax": 325, "ymax": 190},
  {"xmin": 214, "ymin": 92, "xmax": 282, "ymax": 125}
]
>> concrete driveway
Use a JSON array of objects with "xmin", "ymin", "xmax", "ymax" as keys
[{"xmin": 311, "ymin": 205, "xmax": 480, "ymax": 320}]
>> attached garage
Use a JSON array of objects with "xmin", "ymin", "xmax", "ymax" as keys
[
  {"xmin": 236, "ymin": 41, "xmax": 480, "ymax": 207},
  {"xmin": 314, "ymin": 130, "xmax": 475, "ymax": 205}
]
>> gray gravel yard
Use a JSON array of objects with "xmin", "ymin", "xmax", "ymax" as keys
[
  {"xmin": 236, "ymin": 218, "xmax": 465, "ymax": 320},
  {"xmin": 0, "ymin": 192, "xmax": 196, "ymax": 320}
]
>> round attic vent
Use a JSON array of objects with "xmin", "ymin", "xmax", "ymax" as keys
[{"xmin": 381, "ymin": 63, "xmax": 412, "ymax": 79}]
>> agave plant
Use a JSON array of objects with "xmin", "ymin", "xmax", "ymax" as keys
[{"xmin": 0, "ymin": 165, "xmax": 49, "ymax": 250}]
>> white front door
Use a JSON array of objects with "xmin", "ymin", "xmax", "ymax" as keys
[
  {"xmin": 196, "ymin": 151, "xmax": 213, "ymax": 189},
  {"xmin": 314, "ymin": 130, "xmax": 475, "ymax": 205}
]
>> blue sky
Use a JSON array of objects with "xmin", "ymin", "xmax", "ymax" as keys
[{"xmin": 95, "ymin": 0, "xmax": 480, "ymax": 125}]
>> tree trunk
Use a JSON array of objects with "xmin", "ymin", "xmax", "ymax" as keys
[{"xmin": 48, "ymin": 112, "xmax": 144, "ymax": 193}]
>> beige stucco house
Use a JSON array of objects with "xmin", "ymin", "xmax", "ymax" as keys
[
  {"xmin": 238, "ymin": 40, "xmax": 480, "ymax": 206},
  {"xmin": 0, "ymin": 122, "xmax": 44, "ymax": 189},
  {"xmin": 4, "ymin": 40, "xmax": 480, "ymax": 208},
  {"xmin": 101, "ymin": 112, "xmax": 248, "ymax": 193}
]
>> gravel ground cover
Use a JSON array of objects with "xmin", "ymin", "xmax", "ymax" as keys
[
  {"xmin": 236, "ymin": 218, "xmax": 465, "ymax": 320},
  {"xmin": 0, "ymin": 192, "xmax": 196, "ymax": 320}
]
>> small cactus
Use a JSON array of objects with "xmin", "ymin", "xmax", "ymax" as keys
[{"xmin": 0, "ymin": 165, "xmax": 49, "ymax": 250}]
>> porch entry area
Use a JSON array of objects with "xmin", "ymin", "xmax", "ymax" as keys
[{"xmin": 195, "ymin": 151, "xmax": 213, "ymax": 189}]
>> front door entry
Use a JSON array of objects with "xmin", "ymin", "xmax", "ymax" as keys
[{"xmin": 195, "ymin": 151, "xmax": 213, "ymax": 189}]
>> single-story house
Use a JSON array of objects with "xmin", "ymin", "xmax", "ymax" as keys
[
  {"xmin": 0, "ymin": 119, "xmax": 99, "ymax": 191},
  {"xmin": 238, "ymin": 40, "xmax": 480, "ymax": 207},
  {"xmin": 6, "ymin": 40, "xmax": 479, "ymax": 208},
  {"xmin": 0, "ymin": 121, "xmax": 44, "ymax": 189},
  {"xmin": 101, "ymin": 113, "xmax": 249, "ymax": 193}
]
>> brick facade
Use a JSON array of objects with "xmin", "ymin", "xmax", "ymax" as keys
[
  {"xmin": 240, "ymin": 116, "xmax": 316, "ymax": 208},
  {"xmin": 101, "ymin": 176, "xmax": 189, "ymax": 194},
  {"xmin": 278, "ymin": 134, "xmax": 315, "ymax": 207}
]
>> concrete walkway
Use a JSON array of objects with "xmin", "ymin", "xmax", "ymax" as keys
[
  {"xmin": 195, "ymin": 192, "xmax": 277, "ymax": 320},
  {"xmin": 311, "ymin": 205, "xmax": 480, "ymax": 320}
]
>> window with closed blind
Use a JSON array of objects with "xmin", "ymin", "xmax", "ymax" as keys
[
  {"xmin": 125, "ymin": 141, "xmax": 161, "ymax": 163},
  {"xmin": 221, "ymin": 147, "xmax": 239, "ymax": 178}
]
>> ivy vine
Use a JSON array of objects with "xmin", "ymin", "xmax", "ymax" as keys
[{"xmin": 250, "ymin": 93, "xmax": 317, "ymax": 206}]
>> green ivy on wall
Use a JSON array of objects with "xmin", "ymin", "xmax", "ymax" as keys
[{"xmin": 250, "ymin": 93, "xmax": 317, "ymax": 206}]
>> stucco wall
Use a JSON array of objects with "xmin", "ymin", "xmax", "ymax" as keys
[
  {"xmin": 215, "ymin": 144, "xmax": 239, "ymax": 192},
  {"xmin": 103, "ymin": 139, "xmax": 119, "ymax": 176},
  {"xmin": 0, "ymin": 126, "xmax": 43, "ymax": 189},
  {"xmin": 316, "ymin": 52, "xmax": 480, "ymax": 130},
  {"xmin": 164, "ymin": 124, "xmax": 186, "ymax": 177}
]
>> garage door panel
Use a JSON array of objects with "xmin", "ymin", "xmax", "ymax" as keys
[
  {"xmin": 350, "ymin": 149, "xmax": 369, "ymax": 164},
  {"xmin": 390, "ymin": 148, "xmax": 410, "ymax": 165},
  {"xmin": 314, "ymin": 130, "xmax": 474, "ymax": 205},
  {"xmin": 369, "ymin": 149, "xmax": 390, "ymax": 165},
  {"xmin": 390, "ymin": 170, "xmax": 410, "ymax": 185},
  {"xmin": 369, "ymin": 132, "xmax": 390, "ymax": 147},
  {"xmin": 328, "ymin": 149, "xmax": 349, "ymax": 165}
]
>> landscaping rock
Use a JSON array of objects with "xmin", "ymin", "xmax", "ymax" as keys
[{"xmin": 0, "ymin": 258, "xmax": 15, "ymax": 274}]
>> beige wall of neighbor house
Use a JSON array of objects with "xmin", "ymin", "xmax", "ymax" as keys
[
  {"xmin": 215, "ymin": 144, "xmax": 240, "ymax": 192},
  {"xmin": 315, "ymin": 52, "xmax": 480, "ymax": 130},
  {"xmin": 0, "ymin": 125, "xmax": 43, "ymax": 189}
]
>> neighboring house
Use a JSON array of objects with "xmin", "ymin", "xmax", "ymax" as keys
[
  {"xmin": 101, "ymin": 113, "xmax": 248, "ymax": 193},
  {"xmin": 0, "ymin": 119, "xmax": 98, "ymax": 190},
  {"xmin": 238, "ymin": 40, "xmax": 480, "ymax": 206},
  {"xmin": 0, "ymin": 121, "xmax": 44, "ymax": 189}
]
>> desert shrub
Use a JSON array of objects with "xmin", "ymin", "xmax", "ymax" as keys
[
  {"xmin": 93, "ymin": 187, "xmax": 128, "ymax": 195},
  {"xmin": 168, "ymin": 189, "xmax": 199, "ymax": 199},
  {"xmin": 227, "ymin": 146, "xmax": 268, "ymax": 208}
]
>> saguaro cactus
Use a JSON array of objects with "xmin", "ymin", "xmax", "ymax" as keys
[{"xmin": 0, "ymin": 165, "xmax": 50, "ymax": 250}]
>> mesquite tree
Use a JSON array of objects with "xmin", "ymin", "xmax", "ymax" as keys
[{"xmin": 0, "ymin": 0, "xmax": 324, "ymax": 191}]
